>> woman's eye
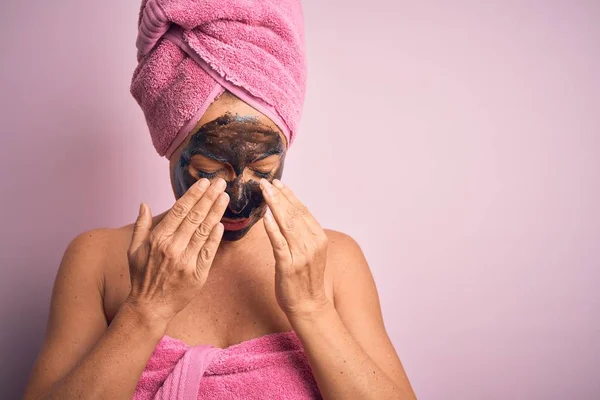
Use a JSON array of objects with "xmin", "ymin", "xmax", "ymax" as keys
[
  {"xmin": 250, "ymin": 168, "xmax": 272, "ymax": 178},
  {"xmin": 190, "ymin": 165, "xmax": 222, "ymax": 179},
  {"xmin": 197, "ymin": 170, "xmax": 219, "ymax": 179}
]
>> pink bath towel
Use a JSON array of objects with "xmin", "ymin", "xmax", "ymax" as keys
[
  {"xmin": 130, "ymin": 0, "xmax": 307, "ymax": 158},
  {"xmin": 132, "ymin": 331, "xmax": 322, "ymax": 399}
]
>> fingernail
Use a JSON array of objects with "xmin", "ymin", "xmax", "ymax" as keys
[
  {"xmin": 215, "ymin": 178, "xmax": 227, "ymax": 191},
  {"xmin": 218, "ymin": 192, "xmax": 230, "ymax": 204},
  {"xmin": 272, "ymin": 179, "xmax": 284, "ymax": 189},
  {"xmin": 139, "ymin": 203, "xmax": 144, "ymax": 216},
  {"xmin": 197, "ymin": 178, "xmax": 210, "ymax": 190},
  {"xmin": 262, "ymin": 180, "xmax": 274, "ymax": 195}
]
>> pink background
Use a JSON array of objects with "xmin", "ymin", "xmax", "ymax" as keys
[{"xmin": 1, "ymin": 1, "xmax": 599, "ymax": 398}]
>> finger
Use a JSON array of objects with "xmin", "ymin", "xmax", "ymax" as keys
[
  {"xmin": 174, "ymin": 178, "xmax": 227, "ymax": 243},
  {"xmin": 263, "ymin": 206, "xmax": 292, "ymax": 269},
  {"xmin": 154, "ymin": 178, "xmax": 211, "ymax": 236},
  {"xmin": 194, "ymin": 222, "xmax": 225, "ymax": 282},
  {"xmin": 186, "ymin": 191, "xmax": 229, "ymax": 254},
  {"xmin": 129, "ymin": 203, "xmax": 152, "ymax": 256},
  {"xmin": 259, "ymin": 178, "xmax": 290, "ymax": 223},
  {"xmin": 259, "ymin": 179, "xmax": 304, "ymax": 244},
  {"xmin": 271, "ymin": 179, "xmax": 321, "ymax": 231}
]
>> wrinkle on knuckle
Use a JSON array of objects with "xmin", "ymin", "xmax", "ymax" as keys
[
  {"xmin": 186, "ymin": 209, "xmax": 204, "ymax": 225},
  {"xmin": 199, "ymin": 246, "xmax": 212, "ymax": 263},
  {"xmin": 297, "ymin": 204, "xmax": 309, "ymax": 216},
  {"xmin": 158, "ymin": 241, "xmax": 179, "ymax": 259},
  {"xmin": 171, "ymin": 203, "xmax": 188, "ymax": 219},
  {"xmin": 193, "ymin": 225, "xmax": 210, "ymax": 241},
  {"xmin": 199, "ymin": 221, "xmax": 213, "ymax": 237},
  {"xmin": 192, "ymin": 229, "xmax": 204, "ymax": 242},
  {"xmin": 274, "ymin": 237, "xmax": 288, "ymax": 250},
  {"xmin": 286, "ymin": 206, "xmax": 298, "ymax": 219},
  {"xmin": 283, "ymin": 217, "xmax": 296, "ymax": 232}
]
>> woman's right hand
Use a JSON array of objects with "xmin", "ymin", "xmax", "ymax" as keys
[{"xmin": 124, "ymin": 178, "xmax": 229, "ymax": 325}]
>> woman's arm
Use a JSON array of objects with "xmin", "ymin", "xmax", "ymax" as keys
[
  {"xmin": 24, "ymin": 229, "xmax": 168, "ymax": 400},
  {"xmin": 25, "ymin": 178, "xmax": 229, "ymax": 399},
  {"xmin": 259, "ymin": 178, "xmax": 417, "ymax": 400},
  {"xmin": 289, "ymin": 231, "xmax": 417, "ymax": 400}
]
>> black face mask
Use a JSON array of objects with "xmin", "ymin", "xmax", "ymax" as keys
[{"xmin": 174, "ymin": 113, "xmax": 286, "ymax": 241}]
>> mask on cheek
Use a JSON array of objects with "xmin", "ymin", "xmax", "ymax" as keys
[{"xmin": 173, "ymin": 149, "xmax": 197, "ymax": 199}]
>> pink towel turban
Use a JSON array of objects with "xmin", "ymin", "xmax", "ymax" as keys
[{"xmin": 130, "ymin": 0, "xmax": 307, "ymax": 158}]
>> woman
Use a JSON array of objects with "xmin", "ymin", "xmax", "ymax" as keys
[{"xmin": 24, "ymin": 0, "xmax": 416, "ymax": 398}]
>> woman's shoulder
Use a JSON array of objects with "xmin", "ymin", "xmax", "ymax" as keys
[
  {"xmin": 65, "ymin": 224, "xmax": 133, "ymax": 265},
  {"xmin": 60, "ymin": 225, "xmax": 137, "ymax": 321},
  {"xmin": 59, "ymin": 227, "xmax": 131, "ymax": 297},
  {"xmin": 323, "ymin": 228, "xmax": 371, "ymax": 282},
  {"xmin": 64, "ymin": 211, "xmax": 169, "ymax": 266},
  {"xmin": 64, "ymin": 228, "xmax": 126, "ymax": 267},
  {"xmin": 323, "ymin": 228, "xmax": 365, "ymax": 259},
  {"xmin": 322, "ymin": 229, "xmax": 383, "ymax": 329}
]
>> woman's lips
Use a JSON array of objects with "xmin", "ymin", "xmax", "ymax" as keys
[{"xmin": 221, "ymin": 217, "xmax": 252, "ymax": 231}]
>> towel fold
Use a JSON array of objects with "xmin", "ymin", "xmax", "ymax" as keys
[
  {"xmin": 130, "ymin": 0, "xmax": 307, "ymax": 158},
  {"xmin": 133, "ymin": 331, "xmax": 322, "ymax": 399}
]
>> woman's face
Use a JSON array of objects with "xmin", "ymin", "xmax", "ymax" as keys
[{"xmin": 169, "ymin": 92, "xmax": 287, "ymax": 241}]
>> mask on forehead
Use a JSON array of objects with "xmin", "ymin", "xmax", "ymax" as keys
[{"xmin": 174, "ymin": 113, "xmax": 286, "ymax": 241}]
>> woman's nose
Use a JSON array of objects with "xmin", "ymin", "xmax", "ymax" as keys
[{"xmin": 226, "ymin": 178, "xmax": 249, "ymax": 214}]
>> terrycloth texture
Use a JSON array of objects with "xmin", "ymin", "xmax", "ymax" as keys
[
  {"xmin": 131, "ymin": 0, "xmax": 307, "ymax": 158},
  {"xmin": 132, "ymin": 331, "xmax": 322, "ymax": 399}
]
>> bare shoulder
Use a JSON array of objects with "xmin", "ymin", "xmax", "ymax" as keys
[
  {"xmin": 67, "ymin": 227, "xmax": 123, "ymax": 256},
  {"xmin": 65, "ymin": 209, "xmax": 168, "ymax": 278},
  {"xmin": 64, "ymin": 224, "xmax": 134, "ymax": 270},
  {"xmin": 62, "ymin": 228, "xmax": 123, "ymax": 279},
  {"xmin": 324, "ymin": 228, "xmax": 364, "ymax": 255},
  {"xmin": 324, "ymin": 228, "xmax": 369, "ymax": 274},
  {"xmin": 60, "ymin": 226, "xmax": 133, "ymax": 308}
]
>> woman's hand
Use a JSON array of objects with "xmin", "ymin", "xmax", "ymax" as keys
[
  {"xmin": 259, "ymin": 178, "xmax": 330, "ymax": 320},
  {"xmin": 125, "ymin": 178, "xmax": 229, "ymax": 325}
]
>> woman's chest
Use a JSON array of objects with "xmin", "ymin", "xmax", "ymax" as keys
[
  {"xmin": 164, "ymin": 263, "xmax": 294, "ymax": 347},
  {"xmin": 103, "ymin": 251, "xmax": 295, "ymax": 347}
]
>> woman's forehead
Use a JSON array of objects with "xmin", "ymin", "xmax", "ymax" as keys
[
  {"xmin": 202, "ymin": 92, "xmax": 283, "ymax": 133},
  {"xmin": 197, "ymin": 113, "xmax": 281, "ymax": 140},
  {"xmin": 185, "ymin": 115, "xmax": 285, "ymax": 156},
  {"xmin": 176, "ymin": 95, "xmax": 287, "ymax": 156}
]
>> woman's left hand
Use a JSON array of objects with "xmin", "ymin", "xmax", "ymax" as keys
[{"xmin": 259, "ymin": 179, "xmax": 330, "ymax": 320}]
